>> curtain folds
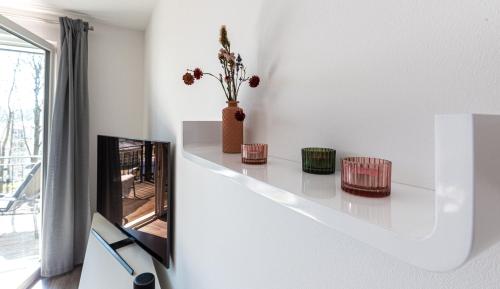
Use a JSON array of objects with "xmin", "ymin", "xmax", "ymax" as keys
[{"xmin": 41, "ymin": 17, "xmax": 90, "ymax": 277}]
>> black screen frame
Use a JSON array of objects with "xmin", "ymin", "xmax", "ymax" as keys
[{"xmin": 96, "ymin": 135, "xmax": 172, "ymax": 268}]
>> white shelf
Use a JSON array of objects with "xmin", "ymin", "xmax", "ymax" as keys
[{"xmin": 181, "ymin": 115, "xmax": 500, "ymax": 271}]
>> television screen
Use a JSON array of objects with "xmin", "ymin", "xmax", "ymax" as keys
[{"xmin": 97, "ymin": 135, "xmax": 172, "ymax": 268}]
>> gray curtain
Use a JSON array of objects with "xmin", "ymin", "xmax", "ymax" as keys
[{"xmin": 41, "ymin": 17, "xmax": 90, "ymax": 277}]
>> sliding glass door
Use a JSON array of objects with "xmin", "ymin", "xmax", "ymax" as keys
[{"xmin": 0, "ymin": 19, "xmax": 52, "ymax": 289}]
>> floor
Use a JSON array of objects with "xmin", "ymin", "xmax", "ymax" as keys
[
  {"xmin": 123, "ymin": 181, "xmax": 156, "ymax": 224},
  {"xmin": 0, "ymin": 213, "xmax": 40, "ymax": 289},
  {"xmin": 30, "ymin": 266, "xmax": 82, "ymax": 289}
]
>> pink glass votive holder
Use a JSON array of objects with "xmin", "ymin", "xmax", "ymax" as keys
[
  {"xmin": 241, "ymin": 144, "xmax": 268, "ymax": 164},
  {"xmin": 341, "ymin": 157, "xmax": 392, "ymax": 198}
]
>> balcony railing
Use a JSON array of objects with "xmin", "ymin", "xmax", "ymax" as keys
[
  {"xmin": 0, "ymin": 155, "xmax": 42, "ymax": 289},
  {"xmin": 0, "ymin": 156, "xmax": 41, "ymax": 196}
]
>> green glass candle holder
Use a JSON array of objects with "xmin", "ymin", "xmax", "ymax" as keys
[{"xmin": 301, "ymin": 148, "xmax": 336, "ymax": 175}]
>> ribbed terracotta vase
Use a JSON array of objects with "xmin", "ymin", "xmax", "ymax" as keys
[{"xmin": 222, "ymin": 101, "xmax": 243, "ymax": 153}]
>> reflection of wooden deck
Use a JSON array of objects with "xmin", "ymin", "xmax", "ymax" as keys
[
  {"xmin": 137, "ymin": 216, "xmax": 167, "ymax": 239},
  {"xmin": 122, "ymin": 182, "xmax": 155, "ymax": 224}
]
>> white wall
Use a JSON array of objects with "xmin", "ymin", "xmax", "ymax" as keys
[
  {"xmin": 86, "ymin": 22, "xmax": 145, "ymax": 212},
  {"xmin": 7, "ymin": 16, "xmax": 146, "ymax": 212},
  {"xmin": 144, "ymin": 0, "xmax": 500, "ymax": 288}
]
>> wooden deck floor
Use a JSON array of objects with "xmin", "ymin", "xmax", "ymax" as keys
[
  {"xmin": 0, "ymin": 230, "xmax": 39, "ymax": 260},
  {"xmin": 0, "ymin": 213, "xmax": 39, "ymax": 259},
  {"xmin": 0, "ymin": 213, "xmax": 40, "ymax": 289}
]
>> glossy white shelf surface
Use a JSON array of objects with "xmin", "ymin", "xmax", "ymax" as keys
[{"xmin": 182, "ymin": 115, "xmax": 500, "ymax": 272}]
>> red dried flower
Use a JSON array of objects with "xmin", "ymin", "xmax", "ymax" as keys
[
  {"xmin": 193, "ymin": 68, "xmax": 203, "ymax": 80},
  {"xmin": 249, "ymin": 75, "xmax": 260, "ymax": 88},
  {"xmin": 235, "ymin": 110, "xmax": 246, "ymax": 121},
  {"xmin": 183, "ymin": 72, "xmax": 194, "ymax": 85}
]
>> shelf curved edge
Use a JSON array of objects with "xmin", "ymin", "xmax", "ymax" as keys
[{"xmin": 181, "ymin": 114, "xmax": 500, "ymax": 272}]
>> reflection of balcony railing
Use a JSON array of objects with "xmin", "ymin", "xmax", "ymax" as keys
[
  {"xmin": 119, "ymin": 143, "xmax": 156, "ymax": 183},
  {"xmin": 0, "ymin": 156, "xmax": 41, "ymax": 196}
]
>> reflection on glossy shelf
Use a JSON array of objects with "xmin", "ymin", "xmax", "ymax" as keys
[{"xmin": 184, "ymin": 144, "xmax": 434, "ymax": 239}]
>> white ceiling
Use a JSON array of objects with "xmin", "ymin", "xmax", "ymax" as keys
[{"xmin": 0, "ymin": 0, "xmax": 158, "ymax": 30}]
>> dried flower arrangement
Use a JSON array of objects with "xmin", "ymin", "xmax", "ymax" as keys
[{"xmin": 182, "ymin": 25, "xmax": 260, "ymax": 101}]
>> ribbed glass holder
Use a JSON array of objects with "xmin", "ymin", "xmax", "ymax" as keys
[
  {"xmin": 301, "ymin": 148, "xmax": 336, "ymax": 175},
  {"xmin": 341, "ymin": 157, "xmax": 392, "ymax": 197},
  {"xmin": 241, "ymin": 144, "xmax": 268, "ymax": 164}
]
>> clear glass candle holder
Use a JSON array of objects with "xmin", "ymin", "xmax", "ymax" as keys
[
  {"xmin": 241, "ymin": 144, "xmax": 268, "ymax": 164},
  {"xmin": 341, "ymin": 157, "xmax": 392, "ymax": 197},
  {"xmin": 301, "ymin": 148, "xmax": 336, "ymax": 175}
]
